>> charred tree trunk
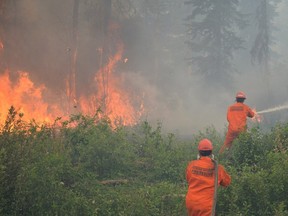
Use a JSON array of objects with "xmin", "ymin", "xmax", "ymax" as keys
[
  {"xmin": 102, "ymin": 0, "xmax": 112, "ymax": 36},
  {"xmin": 68, "ymin": 0, "xmax": 79, "ymax": 111},
  {"xmin": 0, "ymin": 0, "xmax": 17, "ymax": 72},
  {"xmin": 99, "ymin": 0, "xmax": 112, "ymax": 115},
  {"xmin": 0, "ymin": 0, "xmax": 4, "ymax": 71}
]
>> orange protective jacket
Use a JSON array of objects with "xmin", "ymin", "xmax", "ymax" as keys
[
  {"xmin": 219, "ymin": 102, "xmax": 255, "ymax": 152},
  {"xmin": 185, "ymin": 157, "xmax": 231, "ymax": 216},
  {"xmin": 227, "ymin": 102, "xmax": 255, "ymax": 133}
]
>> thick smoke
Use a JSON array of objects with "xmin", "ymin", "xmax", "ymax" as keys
[{"xmin": 1, "ymin": 0, "xmax": 288, "ymax": 136}]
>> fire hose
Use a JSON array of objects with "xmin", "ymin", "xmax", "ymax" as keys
[{"xmin": 211, "ymin": 156, "xmax": 218, "ymax": 216}]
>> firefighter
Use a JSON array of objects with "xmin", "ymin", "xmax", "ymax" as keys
[
  {"xmin": 186, "ymin": 139, "xmax": 231, "ymax": 216},
  {"xmin": 219, "ymin": 91, "xmax": 255, "ymax": 154}
]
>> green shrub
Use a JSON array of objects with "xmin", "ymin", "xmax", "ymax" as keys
[{"xmin": 2, "ymin": 107, "xmax": 288, "ymax": 215}]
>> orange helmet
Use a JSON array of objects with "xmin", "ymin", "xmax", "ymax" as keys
[
  {"xmin": 198, "ymin": 139, "xmax": 213, "ymax": 151},
  {"xmin": 236, "ymin": 91, "xmax": 246, "ymax": 99}
]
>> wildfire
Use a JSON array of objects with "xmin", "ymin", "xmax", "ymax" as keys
[
  {"xmin": 0, "ymin": 46, "xmax": 143, "ymax": 127},
  {"xmin": 78, "ymin": 43, "xmax": 143, "ymax": 126},
  {"xmin": 0, "ymin": 70, "xmax": 64, "ymax": 125}
]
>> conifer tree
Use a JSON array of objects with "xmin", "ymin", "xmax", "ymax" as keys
[
  {"xmin": 185, "ymin": 0, "xmax": 246, "ymax": 87},
  {"xmin": 250, "ymin": 0, "xmax": 281, "ymax": 71}
]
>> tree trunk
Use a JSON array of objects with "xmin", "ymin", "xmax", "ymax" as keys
[
  {"xmin": 68, "ymin": 0, "xmax": 79, "ymax": 111},
  {"xmin": 99, "ymin": 0, "xmax": 112, "ymax": 115}
]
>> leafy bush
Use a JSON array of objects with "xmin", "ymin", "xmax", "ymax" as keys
[{"xmin": 2, "ymin": 107, "xmax": 288, "ymax": 215}]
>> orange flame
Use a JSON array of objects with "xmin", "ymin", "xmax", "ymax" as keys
[
  {"xmin": 0, "ymin": 70, "xmax": 64, "ymax": 125},
  {"xmin": 78, "ymin": 43, "xmax": 143, "ymax": 126},
  {"xmin": 0, "ymin": 45, "xmax": 144, "ymax": 127}
]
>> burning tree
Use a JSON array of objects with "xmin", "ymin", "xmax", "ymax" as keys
[{"xmin": 0, "ymin": 0, "xmax": 144, "ymax": 127}]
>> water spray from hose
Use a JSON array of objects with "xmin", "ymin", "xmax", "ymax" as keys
[{"xmin": 257, "ymin": 103, "xmax": 288, "ymax": 114}]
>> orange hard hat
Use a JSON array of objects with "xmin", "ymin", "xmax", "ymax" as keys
[
  {"xmin": 236, "ymin": 91, "xmax": 246, "ymax": 99},
  {"xmin": 198, "ymin": 139, "xmax": 213, "ymax": 151}
]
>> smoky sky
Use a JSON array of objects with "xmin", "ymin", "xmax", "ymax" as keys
[{"xmin": 1, "ymin": 0, "xmax": 288, "ymax": 137}]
